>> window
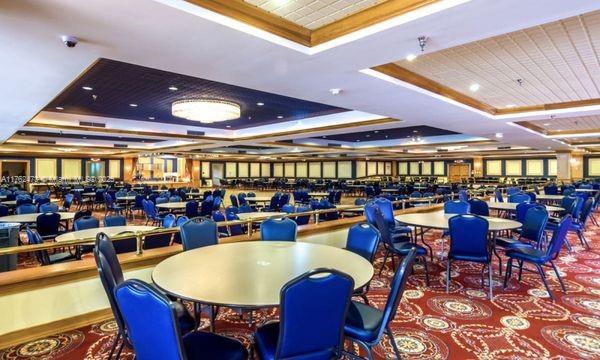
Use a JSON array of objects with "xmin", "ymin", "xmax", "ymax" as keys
[
  {"xmin": 273, "ymin": 163, "xmax": 283, "ymax": 177},
  {"xmin": 526, "ymin": 159, "xmax": 543, "ymax": 176},
  {"xmin": 238, "ymin": 163, "xmax": 249, "ymax": 177},
  {"xmin": 505, "ymin": 160, "xmax": 522, "ymax": 176},
  {"xmin": 398, "ymin": 162, "xmax": 408, "ymax": 175},
  {"xmin": 261, "ymin": 163, "xmax": 271, "ymax": 177},
  {"xmin": 421, "ymin": 162, "xmax": 432, "ymax": 175},
  {"xmin": 309, "ymin": 162, "xmax": 321, "ymax": 178},
  {"xmin": 337, "ymin": 161, "xmax": 352, "ymax": 178},
  {"xmin": 409, "ymin": 162, "xmax": 419, "ymax": 175},
  {"xmin": 296, "ymin": 162, "xmax": 308, "ymax": 177},
  {"xmin": 356, "ymin": 161, "xmax": 366, "ymax": 178},
  {"xmin": 367, "ymin": 162, "xmax": 377, "ymax": 176},
  {"xmin": 226, "ymin": 162, "xmax": 237, "ymax": 178},
  {"xmin": 589, "ymin": 158, "xmax": 600, "ymax": 176},
  {"xmin": 250, "ymin": 163, "xmax": 260, "ymax": 177},
  {"xmin": 108, "ymin": 159, "xmax": 120, "ymax": 179},
  {"xmin": 322, "ymin": 162, "xmax": 335, "ymax": 178},
  {"xmin": 548, "ymin": 159, "xmax": 557, "ymax": 176},
  {"xmin": 486, "ymin": 160, "xmax": 501, "ymax": 176},
  {"xmin": 35, "ymin": 158, "xmax": 57, "ymax": 179},
  {"xmin": 284, "ymin": 163, "xmax": 295, "ymax": 177},
  {"xmin": 62, "ymin": 159, "xmax": 82, "ymax": 179},
  {"xmin": 433, "ymin": 161, "xmax": 445, "ymax": 175}
]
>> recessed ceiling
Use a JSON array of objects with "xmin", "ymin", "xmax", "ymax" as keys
[
  {"xmin": 244, "ymin": 0, "xmax": 386, "ymax": 30},
  {"xmin": 44, "ymin": 58, "xmax": 348, "ymax": 130},
  {"xmin": 14, "ymin": 130, "xmax": 163, "ymax": 143},
  {"xmin": 528, "ymin": 115, "xmax": 600, "ymax": 133},
  {"xmin": 316, "ymin": 125, "xmax": 458, "ymax": 142},
  {"xmin": 394, "ymin": 9, "xmax": 600, "ymax": 109}
]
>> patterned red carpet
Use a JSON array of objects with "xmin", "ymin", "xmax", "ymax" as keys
[{"xmin": 2, "ymin": 219, "xmax": 600, "ymax": 359}]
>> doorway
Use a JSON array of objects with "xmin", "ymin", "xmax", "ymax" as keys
[{"xmin": 448, "ymin": 163, "xmax": 470, "ymax": 183}]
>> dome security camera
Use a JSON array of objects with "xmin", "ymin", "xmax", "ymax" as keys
[{"xmin": 61, "ymin": 35, "xmax": 79, "ymax": 48}]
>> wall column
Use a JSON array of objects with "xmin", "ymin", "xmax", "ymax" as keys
[
  {"xmin": 571, "ymin": 153, "xmax": 584, "ymax": 180},
  {"xmin": 472, "ymin": 156, "xmax": 483, "ymax": 177},
  {"xmin": 556, "ymin": 152, "xmax": 570, "ymax": 182}
]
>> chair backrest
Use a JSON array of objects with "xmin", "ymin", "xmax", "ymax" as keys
[
  {"xmin": 560, "ymin": 196, "xmax": 579, "ymax": 217},
  {"xmin": 410, "ymin": 191, "xmax": 421, "ymax": 198},
  {"xmin": 457, "ymin": 190, "xmax": 468, "ymax": 202},
  {"xmin": 184, "ymin": 200, "xmax": 199, "ymax": 218},
  {"xmin": 74, "ymin": 209, "xmax": 91, "ymax": 221},
  {"xmin": 281, "ymin": 204, "xmax": 295, "ymax": 214},
  {"xmin": 199, "ymin": 200, "xmax": 213, "ymax": 217},
  {"xmin": 372, "ymin": 207, "xmax": 393, "ymax": 247},
  {"xmin": 276, "ymin": 269, "xmax": 354, "ymax": 359},
  {"xmin": 26, "ymin": 228, "xmax": 51, "ymax": 265},
  {"xmin": 93, "ymin": 233, "xmax": 126, "ymax": 334},
  {"xmin": 35, "ymin": 212, "xmax": 60, "ymax": 236},
  {"xmin": 169, "ymin": 195, "xmax": 182, "ymax": 203},
  {"xmin": 507, "ymin": 187, "xmax": 521, "ymax": 196},
  {"xmin": 114, "ymin": 279, "xmax": 186, "ymax": 360},
  {"xmin": 495, "ymin": 188, "xmax": 504, "ymax": 202},
  {"xmin": 448, "ymin": 215, "xmax": 490, "ymax": 261},
  {"xmin": 225, "ymin": 212, "xmax": 244, "ymax": 236},
  {"xmin": 230, "ymin": 194, "xmax": 239, "ymax": 207},
  {"xmin": 544, "ymin": 184, "xmax": 558, "ymax": 195},
  {"xmin": 294, "ymin": 206, "xmax": 311, "ymax": 225},
  {"xmin": 519, "ymin": 206, "xmax": 548, "ymax": 243},
  {"xmin": 16, "ymin": 203, "xmax": 36, "ymax": 215},
  {"xmin": 468, "ymin": 198, "xmax": 489, "ymax": 216},
  {"xmin": 374, "ymin": 248, "xmax": 417, "ymax": 342},
  {"xmin": 239, "ymin": 204, "xmax": 253, "ymax": 213},
  {"xmin": 104, "ymin": 215, "xmax": 126, "ymax": 227},
  {"xmin": 345, "ymin": 223, "xmax": 380, "ymax": 263},
  {"xmin": 162, "ymin": 213, "xmax": 177, "ymax": 228},
  {"xmin": 0, "ymin": 204, "xmax": 8, "ymax": 217},
  {"xmin": 39, "ymin": 202, "xmax": 59, "ymax": 213},
  {"xmin": 73, "ymin": 215, "xmax": 99, "ymax": 231},
  {"xmin": 545, "ymin": 215, "xmax": 572, "ymax": 261},
  {"xmin": 444, "ymin": 200, "xmax": 470, "ymax": 214},
  {"xmin": 372, "ymin": 198, "xmax": 396, "ymax": 226},
  {"xmin": 354, "ymin": 198, "xmax": 366, "ymax": 206},
  {"xmin": 579, "ymin": 198, "xmax": 595, "ymax": 225},
  {"xmin": 180, "ymin": 218, "xmax": 218, "ymax": 251},
  {"xmin": 508, "ymin": 193, "xmax": 531, "ymax": 203},
  {"xmin": 260, "ymin": 218, "xmax": 297, "ymax": 241}
]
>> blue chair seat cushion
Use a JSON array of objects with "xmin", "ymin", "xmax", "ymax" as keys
[
  {"xmin": 448, "ymin": 252, "xmax": 490, "ymax": 263},
  {"xmin": 183, "ymin": 331, "xmax": 247, "ymax": 360},
  {"xmin": 392, "ymin": 242, "xmax": 427, "ymax": 256},
  {"xmin": 505, "ymin": 247, "xmax": 546, "ymax": 264},
  {"xmin": 495, "ymin": 236, "xmax": 533, "ymax": 249},
  {"xmin": 344, "ymin": 300, "xmax": 384, "ymax": 343}
]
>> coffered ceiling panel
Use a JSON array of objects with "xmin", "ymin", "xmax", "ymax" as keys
[
  {"xmin": 529, "ymin": 115, "xmax": 600, "ymax": 132},
  {"xmin": 395, "ymin": 10, "xmax": 600, "ymax": 109},
  {"xmin": 244, "ymin": 0, "xmax": 385, "ymax": 30}
]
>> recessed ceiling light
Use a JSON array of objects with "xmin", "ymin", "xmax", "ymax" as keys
[
  {"xmin": 406, "ymin": 53, "xmax": 417, "ymax": 62},
  {"xmin": 277, "ymin": 115, "xmax": 283, "ymax": 119},
  {"xmin": 356, "ymin": 140, "xmax": 360, "ymax": 142},
  {"xmin": 543, "ymin": 123, "xmax": 551, "ymax": 126},
  {"xmin": 82, "ymin": 86, "xmax": 93, "ymax": 91},
  {"xmin": 83, "ymin": 136, "xmax": 87, "ymax": 139},
  {"xmin": 506, "ymin": 104, "xmax": 516, "ymax": 108},
  {"xmin": 256, "ymin": 102, "xmax": 264, "ymax": 106},
  {"xmin": 226, "ymin": 125, "xmax": 231, "ymax": 128},
  {"xmin": 495, "ymin": 132, "xmax": 503, "ymax": 138},
  {"xmin": 329, "ymin": 88, "xmax": 342, "ymax": 95},
  {"xmin": 168, "ymin": 86, "xmax": 178, "ymax": 91},
  {"xmin": 469, "ymin": 83, "xmax": 480, "ymax": 92},
  {"xmin": 129, "ymin": 103, "xmax": 138, "ymax": 107},
  {"xmin": 148, "ymin": 116, "xmax": 155, "ymax": 120},
  {"xmin": 366, "ymin": 134, "xmax": 370, "ymax": 138},
  {"xmin": 413, "ymin": 130, "xmax": 418, "ymax": 133},
  {"xmin": 322, "ymin": 136, "xmax": 327, "ymax": 138},
  {"xmin": 374, "ymin": 130, "xmax": 379, "ymax": 133},
  {"xmin": 385, "ymin": 135, "xmax": 388, "ymax": 138},
  {"xmin": 55, "ymin": 106, "xmax": 64, "ymax": 110}
]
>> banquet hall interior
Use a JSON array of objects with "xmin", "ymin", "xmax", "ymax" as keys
[{"xmin": 1, "ymin": 0, "xmax": 600, "ymax": 359}]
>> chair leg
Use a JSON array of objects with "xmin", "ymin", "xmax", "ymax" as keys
[
  {"xmin": 504, "ymin": 258, "xmax": 514, "ymax": 289},
  {"xmin": 108, "ymin": 330, "xmax": 121, "ymax": 360},
  {"xmin": 487, "ymin": 262, "xmax": 493, "ymax": 299},
  {"xmin": 379, "ymin": 249, "xmax": 390, "ymax": 276},
  {"xmin": 446, "ymin": 260, "xmax": 451, "ymax": 293},
  {"xmin": 535, "ymin": 264, "xmax": 554, "ymax": 301},
  {"xmin": 517, "ymin": 260, "xmax": 524, "ymax": 281},
  {"xmin": 550, "ymin": 261, "xmax": 567, "ymax": 293},
  {"xmin": 386, "ymin": 326, "xmax": 401, "ymax": 360},
  {"xmin": 577, "ymin": 231, "xmax": 591, "ymax": 250},
  {"xmin": 115, "ymin": 336, "xmax": 126, "ymax": 359},
  {"xmin": 439, "ymin": 236, "xmax": 445, "ymax": 260},
  {"xmin": 421, "ymin": 256, "xmax": 430, "ymax": 286}
]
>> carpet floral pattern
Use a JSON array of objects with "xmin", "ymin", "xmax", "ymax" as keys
[{"xmin": 2, "ymin": 215, "xmax": 600, "ymax": 359}]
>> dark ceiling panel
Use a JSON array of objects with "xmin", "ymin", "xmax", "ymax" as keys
[
  {"xmin": 45, "ymin": 58, "xmax": 347, "ymax": 130},
  {"xmin": 16, "ymin": 130, "xmax": 162, "ymax": 143},
  {"xmin": 316, "ymin": 125, "xmax": 458, "ymax": 142}
]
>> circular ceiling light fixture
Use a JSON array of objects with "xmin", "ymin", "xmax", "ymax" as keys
[{"xmin": 172, "ymin": 99, "xmax": 241, "ymax": 123}]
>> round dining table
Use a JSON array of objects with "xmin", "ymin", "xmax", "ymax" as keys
[
  {"xmin": 1, "ymin": 198, "xmax": 60, "ymax": 206},
  {"xmin": 155, "ymin": 202, "xmax": 188, "ymax": 210},
  {"xmin": 536, "ymin": 194, "xmax": 564, "ymax": 203},
  {"xmin": 236, "ymin": 212, "xmax": 286, "ymax": 221},
  {"xmin": 308, "ymin": 192, "xmax": 329, "ymax": 197},
  {"xmin": 152, "ymin": 241, "xmax": 374, "ymax": 308},
  {"xmin": 244, "ymin": 196, "xmax": 272, "ymax": 203},
  {"xmin": 0, "ymin": 212, "xmax": 76, "ymax": 223},
  {"xmin": 55, "ymin": 225, "xmax": 158, "ymax": 243},
  {"xmin": 486, "ymin": 201, "xmax": 563, "ymax": 212}
]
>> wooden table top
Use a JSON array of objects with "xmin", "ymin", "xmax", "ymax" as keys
[
  {"xmin": 152, "ymin": 241, "xmax": 374, "ymax": 308},
  {"xmin": 155, "ymin": 202, "xmax": 188, "ymax": 209},
  {"xmin": 236, "ymin": 212, "xmax": 286, "ymax": 221},
  {"xmin": 244, "ymin": 197, "xmax": 272, "ymax": 202},
  {"xmin": 486, "ymin": 201, "xmax": 563, "ymax": 212},
  {"xmin": 55, "ymin": 225, "xmax": 159, "ymax": 243}
]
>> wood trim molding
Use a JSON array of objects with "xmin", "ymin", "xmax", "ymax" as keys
[
  {"xmin": 184, "ymin": 0, "xmax": 440, "ymax": 47},
  {"xmin": 185, "ymin": 0, "xmax": 311, "ymax": 46},
  {"xmin": 372, "ymin": 63, "xmax": 498, "ymax": 115},
  {"xmin": 0, "ymin": 308, "xmax": 113, "ymax": 349},
  {"xmin": 372, "ymin": 63, "xmax": 600, "ymax": 116},
  {"xmin": 311, "ymin": 0, "xmax": 438, "ymax": 45}
]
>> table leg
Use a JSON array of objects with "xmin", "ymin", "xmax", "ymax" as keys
[{"xmin": 492, "ymin": 231, "xmax": 503, "ymax": 277}]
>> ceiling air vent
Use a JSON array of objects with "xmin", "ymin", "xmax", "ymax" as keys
[
  {"xmin": 497, "ymin": 146, "xmax": 511, "ymax": 150},
  {"xmin": 437, "ymin": 149, "xmax": 448, "ymax": 152},
  {"xmin": 114, "ymin": 144, "xmax": 128, "ymax": 148},
  {"xmin": 238, "ymin": 150, "xmax": 247, "ymax": 154},
  {"xmin": 38, "ymin": 140, "xmax": 56, "ymax": 145},
  {"xmin": 79, "ymin": 121, "xmax": 105, "ymax": 128},
  {"xmin": 187, "ymin": 130, "xmax": 205, "ymax": 136},
  {"xmin": 328, "ymin": 143, "xmax": 342, "ymax": 148}
]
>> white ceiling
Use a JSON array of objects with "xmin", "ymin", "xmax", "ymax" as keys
[{"xmin": 1, "ymin": 0, "xmax": 599, "ymax": 158}]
